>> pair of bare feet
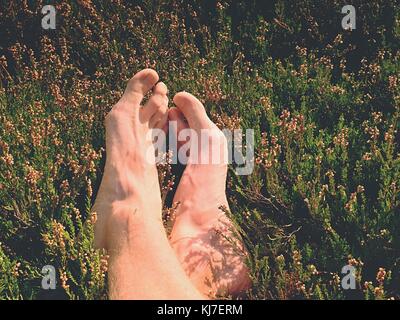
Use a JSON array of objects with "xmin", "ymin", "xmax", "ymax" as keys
[{"xmin": 93, "ymin": 69, "xmax": 249, "ymax": 299}]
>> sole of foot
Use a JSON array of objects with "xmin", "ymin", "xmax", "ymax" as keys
[{"xmin": 168, "ymin": 92, "xmax": 251, "ymax": 298}]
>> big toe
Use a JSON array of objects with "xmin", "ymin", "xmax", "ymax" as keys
[{"xmin": 173, "ymin": 92, "xmax": 212, "ymax": 129}]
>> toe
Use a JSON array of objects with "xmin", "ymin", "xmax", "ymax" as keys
[
  {"xmin": 141, "ymin": 82, "xmax": 169, "ymax": 122},
  {"xmin": 168, "ymin": 107, "xmax": 190, "ymax": 150},
  {"xmin": 173, "ymin": 92, "xmax": 211, "ymax": 129},
  {"xmin": 168, "ymin": 107, "xmax": 189, "ymax": 132},
  {"xmin": 150, "ymin": 106, "xmax": 169, "ymax": 129},
  {"xmin": 122, "ymin": 68, "xmax": 159, "ymax": 105},
  {"xmin": 153, "ymin": 81, "xmax": 168, "ymax": 96},
  {"xmin": 168, "ymin": 107, "xmax": 184, "ymax": 121},
  {"xmin": 141, "ymin": 93, "xmax": 168, "ymax": 127}
]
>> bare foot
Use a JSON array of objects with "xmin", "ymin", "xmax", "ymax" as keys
[
  {"xmin": 93, "ymin": 69, "xmax": 169, "ymax": 251},
  {"xmin": 168, "ymin": 92, "xmax": 250, "ymax": 298}
]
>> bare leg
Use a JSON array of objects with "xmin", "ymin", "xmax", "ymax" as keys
[
  {"xmin": 168, "ymin": 92, "xmax": 251, "ymax": 298},
  {"xmin": 93, "ymin": 70, "xmax": 204, "ymax": 300}
]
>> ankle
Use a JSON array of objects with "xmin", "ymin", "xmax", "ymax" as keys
[{"xmin": 102, "ymin": 201, "xmax": 163, "ymax": 249}]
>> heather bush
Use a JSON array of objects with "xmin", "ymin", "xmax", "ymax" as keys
[{"xmin": 0, "ymin": 0, "xmax": 399, "ymax": 299}]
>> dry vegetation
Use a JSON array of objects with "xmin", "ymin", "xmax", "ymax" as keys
[{"xmin": 0, "ymin": 0, "xmax": 399, "ymax": 299}]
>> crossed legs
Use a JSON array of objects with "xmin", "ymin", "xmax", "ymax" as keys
[{"xmin": 93, "ymin": 69, "xmax": 249, "ymax": 300}]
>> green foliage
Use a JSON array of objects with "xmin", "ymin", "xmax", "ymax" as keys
[{"xmin": 0, "ymin": 0, "xmax": 399, "ymax": 299}]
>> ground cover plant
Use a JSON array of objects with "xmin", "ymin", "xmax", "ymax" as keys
[{"xmin": 0, "ymin": 0, "xmax": 399, "ymax": 299}]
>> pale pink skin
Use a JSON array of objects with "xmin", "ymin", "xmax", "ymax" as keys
[
  {"xmin": 93, "ymin": 69, "xmax": 250, "ymax": 299},
  {"xmin": 169, "ymin": 93, "xmax": 250, "ymax": 297}
]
